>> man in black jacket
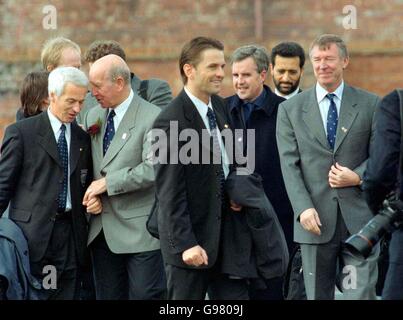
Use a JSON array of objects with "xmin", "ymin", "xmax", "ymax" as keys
[
  {"xmin": 0, "ymin": 67, "xmax": 102, "ymax": 299},
  {"xmin": 153, "ymin": 37, "xmax": 248, "ymax": 300},
  {"xmin": 226, "ymin": 45, "xmax": 294, "ymax": 299}
]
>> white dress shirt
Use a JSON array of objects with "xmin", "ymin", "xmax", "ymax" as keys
[
  {"xmin": 108, "ymin": 89, "xmax": 134, "ymax": 131},
  {"xmin": 316, "ymin": 81, "xmax": 344, "ymax": 135},
  {"xmin": 275, "ymin": 87, "xmax": 300, "ymax": 100},
  {"xmin": 184, "ymin": 87, "xmax": 230, "ymax": 178}
]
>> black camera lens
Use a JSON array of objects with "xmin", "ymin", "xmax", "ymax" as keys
[{"xmin": 345, "ymin": 201, "xmax": 401, "ymax": 259}]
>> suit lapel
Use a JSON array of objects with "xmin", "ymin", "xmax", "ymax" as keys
[
  {"xmin": 100, "ymin": 97, "xmax": 138, "ymax": 169},
  {"xmin": 70, "ymin": 122, "xmax": 85, "ymax": 174},
  {"xmin": 302, "ymin": 88, "xmax": 329, "ymax": 150},
  {"xmin": 334, "ymin": 85, "xmax": 359, "ymax": 152},
  {"xmin": 182, "ymin": 90, "xmax": 207, "ymax": 136},
  {"xmin": 36, "ymin": 112, "xmax": 62, "ymax": 167}
]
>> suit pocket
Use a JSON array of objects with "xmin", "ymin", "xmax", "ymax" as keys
[{"xmin": 10, "ymin": 208, "xmax": 32, "ymax": 222}]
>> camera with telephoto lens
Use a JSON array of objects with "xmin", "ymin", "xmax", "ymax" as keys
[{"xmin": 345, "ymin": 194, "xmax": 403, "ymax": 259}]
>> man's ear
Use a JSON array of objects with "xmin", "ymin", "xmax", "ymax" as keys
[
  {"xmin": 183, "ymin": 64, "xmax": 194, "ymax": 81},
  {"xmin": 269, "ymin": 63, "xmax": 274, "ymax": 75}
]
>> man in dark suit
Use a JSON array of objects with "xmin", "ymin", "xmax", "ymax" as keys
[
  {"xmin": 270, "ymin": 41, "xmax": 305, "ymax": 100},
  {"xmin": 76, "ymin": 40, "xmax": 173, "ymax": 124},
  {"xmin": 363, "ymin": 90, "xmax": 403, "ymax": 300},
  {"xmin": 153, "ymin": 36, "xmax": 248, "ymax": 300},
  {"xmin": 276, "ymin": 34, "xmax": 379, "ymax": 300},
  {"xmin": 226, "ymin": 45, "xmax": 292, "ymax": 299},
  {"xmin": 0, "ymin": 67, "xmax": 102, "ymax": 299}
]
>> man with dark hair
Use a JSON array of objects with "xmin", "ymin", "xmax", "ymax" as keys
[
  {"xmin": 276, "ymin": 34, "xmax": 379, "ymax": 300},
  {"xmin": 153, "ymin": 37, "xmax": 248, "ymax": 300},
  {"xmin": 270, "ymin": 41, "xmax": 305, "ymax": 99},
  {"xmin": 77, "ymin": 40, "xmax": 172, "ymax": 124}
]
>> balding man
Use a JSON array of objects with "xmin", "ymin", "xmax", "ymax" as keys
[{"xmin": 82, "ymin": 54, "xmax": 165, "ymax": 300}]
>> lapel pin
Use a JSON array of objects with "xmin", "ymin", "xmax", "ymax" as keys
[
  {"xmin": 341, "ymin": 127, "xmax": 347, "ymax": 133},
  {"xmin": 79, "ymin": 148, "xmax": 83, "ymax": 152},
  {"xmin": 122, "ymin": 133, "xmax": 127, "ymax": 140}
]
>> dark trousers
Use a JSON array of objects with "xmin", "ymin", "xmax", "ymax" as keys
[
  {"xmin": 90, "ymin": 231, "xmax": 166, "ymax": 300},
  {"xmin": 31, "ymin": 217, "xmax": 79, "ymax": 300},
  {"xmin": 165, "ymin": 263, "xmax": 249, "ymax": 300},
  {"xmin": 382, "ymin": 228, "xmax": 403, "ymax": 299}
]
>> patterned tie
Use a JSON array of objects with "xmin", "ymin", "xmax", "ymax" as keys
[
  {"xmin": 326, "ymin": 93, "xmax": 338, "ymax": 150},
  {"xmin": 242, "ymin": 102, "xmax": 254, "ymax": 123},
  {"xmin": 103, "ymin": 109, "xmax": 116, "ymax": 155},
  {"xmin": 206, "ymin": 108, "xmax": 225, "ymax": 197},
  {"xmin": 57, "ymin": 124, "xmax": 68, "ymax": 212}
]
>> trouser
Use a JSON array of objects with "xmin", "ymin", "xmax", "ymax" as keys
[
  {"xmin": 300, "ymin": 210, "xmax": 379, "ymax": 300},
  {"xmin": 91, "ymin": 231, "xmax": 166, "ymax": 300},
  {"xmin": 31, "ymin": 215, "xmax": 79, "ymax": 300},
  {"xmin": 164, "ymin": 263, "xmax": 249, "ymax": 300}
]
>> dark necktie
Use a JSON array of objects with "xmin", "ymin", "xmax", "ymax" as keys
[
  {"xmin": 103, "ymin": 110, "xmax": 116, "ymax": 155},
  {"xmin": 206, "ymin": 108, "xmax": 225, "ymax": 196},
  {"xmin": 326, "ymin": 93, "xmax": 338, "ymax": 150},
  {"xmin": 57, "ymin": 124, "xmax": 68, "ymax": 212},
  {"xmin": 242, "ymin": 102, "xmax": 254, "ymax": 124}
]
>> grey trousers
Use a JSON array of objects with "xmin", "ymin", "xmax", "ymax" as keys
[{"xmin": 300, "ymin": 211, "xmax": 379, "ymax": 300}]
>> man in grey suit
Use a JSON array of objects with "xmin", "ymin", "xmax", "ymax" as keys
[
  {"xmin": 82, "ymin": 54, "xmax": 165, "ymax": 300},
  {"xmin": 76, "ymin": 40, "xmax": 172, "ymax": 124},
  {"xmin": 276, "ymin": 34, "xmax": 379, "ymax": 300}
]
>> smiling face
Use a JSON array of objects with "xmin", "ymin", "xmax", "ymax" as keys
[
  {"xmin": 232, "ymin": 56, "xmax": 266, "ymax": 101},
  {"xmin": 50, "ymin": 83, "xmax": 87, "ymax": 123},
  {"xmin": 184, "ymin": 48, "xmax": 225, "ymax": 103},
  {"xmin": 310, "ymin": 43, "xmax": 349, "ymax": 92}
]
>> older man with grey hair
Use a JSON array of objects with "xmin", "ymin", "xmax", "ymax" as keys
[
  {"xmin": 83, "ymin": 54, "xmax": 165, "ymax": 300},
  {"xmin": 0, "ymin": 67, "xmax": 102, "ymax": 299},
  {"xmin": 276, "ymin": 34, "xmax": 380, "ymax": 300}
]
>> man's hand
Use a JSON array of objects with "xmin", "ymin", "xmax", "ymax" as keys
[
  {"xmin": 83, "ymin": 195, "xmax": 103, "ymax": 215},
  {"xmin": 83, "ymin": 178, "xmax": 107, "ymax": 203},
  {"xmin": 229, "ymin": 199, "xmax": 242, "ymax": 212},
  {"xmin": 328, "ymin": 162, "xmax": 361, "ymax": 188},
  {"xmin": 300, "ymin": 208, "xmax": 322, "ymax": 236},
  {"xmin": 182, "ymin": 245, "xmax": 208, "ymax": 267}
]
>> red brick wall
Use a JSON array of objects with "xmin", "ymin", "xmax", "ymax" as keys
[{"xmin": 1, "ymin": 0, "xmax": 403, "ymax": 141}]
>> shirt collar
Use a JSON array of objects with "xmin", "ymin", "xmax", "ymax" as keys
[
  {"xmin": 47, "ymin": 108, "xmax": 71, "ymax": 135},
  {"xmin": 275, "ymin": 87, "xmax": 300, "ymax": 100},
  {"xmin": 184, "ymin": 86, "xmax": 213, "ymax": 118},
  {"xmin": 316, "ymin": 81, "xmax": 344, "ymax": 104},
  {"xmin": 248, "ymin": 87, "xmax": 266, "ymax": 109},
  {"xmin": 110, "ymin": 89, "xmax": 134, "ymax": 118}
]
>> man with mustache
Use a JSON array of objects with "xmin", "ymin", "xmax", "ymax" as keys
[{"xmin": 270, "ymin": 41, "xmax": 305, "ymax": 99}]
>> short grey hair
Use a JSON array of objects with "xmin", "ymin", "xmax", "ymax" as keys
[
  {"xmin": 48, "ymin": 66, "xmax": 88, "ymax": 97},
  {"xmin": 230, "ymin": 45, "xmax": 269, "ymax": 73},
  {"xmin": 309, "ymin": 34, "xmax": 349, "ymax": 60}
]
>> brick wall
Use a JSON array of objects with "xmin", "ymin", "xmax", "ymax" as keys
[{"xmin": 1, "ymin": 0, "xmax": 403, "ymax": 141}]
